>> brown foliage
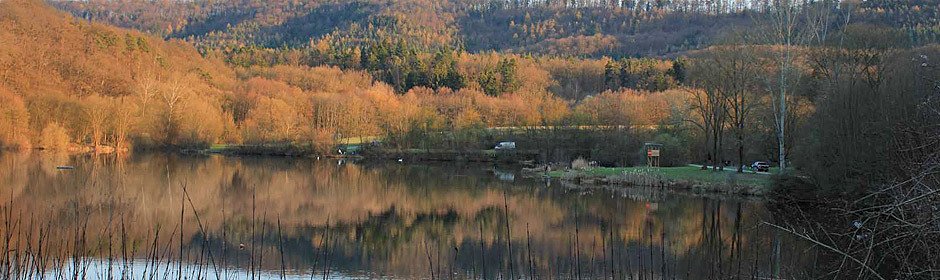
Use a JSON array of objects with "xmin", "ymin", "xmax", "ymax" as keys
[
  {"xmin": 39, "ymin": 122, "xmax": 69, "ymax": 151},
  {"xmin": 574, "ymin": 89, "xmax": 678, "ymax": 126},
  {"xmin": 0, "ymin": 87, "xmax": 30, "ymax": 149}
]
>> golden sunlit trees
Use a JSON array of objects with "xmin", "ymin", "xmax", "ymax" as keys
[
  {"xmin": 177, "ymin": 98, "xmax": 228, "ymax": 146},
  {"xmin": 0, "ymin": 0, "xmax": 239, "ymax": 149},
  {"xmin": 573, "ymin": 89, "xmax": 672, "ymax": 126},
  {"xmin": 0, "ymin": 87, "xmax": 30, "ymax": 149},
  {"xmin": 155, "ymin": 75, "xmax": 187, "ymax": 144},
  {"xmin": 243, "ymin": 96, "xmax": 299, "ymax": 143},
  {"xmin": 109, "ymin": 97, "xmax": 137, "ymax": 151},
  {"xmin": 366, "ymin": 83, "xmax": 420, "ymax": 137},
  {"xmin": 40, "ymin": 122, "xmax": 70, "ymax": 151},
  {"xmin": 1, "ymin": 0, "xmax": 702, "ymax": 154},
  {"xmin": 136, "ymin": 73, "xmax": 230, "ymax": 147},
  {"xmin": 236, "ymin": 77, "xmax": 306, "ymax": 144},
  {"xmin": 82, "ymin": 95, "xmax": 110, "ymax": 149},
  {"xmin": 532, "ymin": 90, "xmax": 571, "ymax": 125}
]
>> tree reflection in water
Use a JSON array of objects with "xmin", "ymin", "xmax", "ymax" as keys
[{"xmin": 0, "ymin": 152, "xmax": 817, "ymax": 279}]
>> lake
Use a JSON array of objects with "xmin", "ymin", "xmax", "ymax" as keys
[{"xmin": 0, "ymin": 152, "xmax": 818, "ymax": 279}]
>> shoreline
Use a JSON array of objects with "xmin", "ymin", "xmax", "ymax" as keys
[
  {"xmin": 183, "ymin": 144, "xmax": 540, "ymax": 163},
  {"xmin": 524, "ymin": 166, "xmax": 772, "ymax": 196},
  {"xmin": 36, "ymin": 146, "xmax": 773, "ymax": 196}
]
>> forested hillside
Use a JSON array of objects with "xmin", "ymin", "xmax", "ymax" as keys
[
  {"xmin": 0, "ymin": 0, "xmax": 618, "ymax": 152},
  {"xmin": 53, "ymin": 0, "xmax": 940, "ymax": 58},
  {"xmin": 0, "ymin": 0, "xmax": 238, "ymax": 150},
  {"xmin": 48, "ymin": 0, "xmax": 940, "ymax": 99},
  {"xmin": 1, "ymin": 1, "xmax": 937, "ymax": 277},
  {"xmin": 3, "ymin": 0, "xmax": 935, "ymax": 162}
]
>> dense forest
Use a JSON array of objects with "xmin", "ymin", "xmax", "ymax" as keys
[
  {"xmin": 0, "ymin": 0, "xmax": 938, "ymax": 278},
  {"xmin": 2, "ymin": 0, "xmax": 694, "ymax": 154},
  {"xmin": 52, "ymin": 0, "xmax": 940, "ymax": 57},
  {"xmin": 0, "ymin": 0, "xmax": 935, "ymax": 169}
]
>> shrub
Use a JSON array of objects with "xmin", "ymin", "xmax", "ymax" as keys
[
  {"xmin": 310, "ymin": 128, "xmax": 335, "ymax": 155},
  {"xmin": 651, "ymin": 133, "xmax": 690, "ymax": 167},
  {"xmin": 571, "ymin": 157, "xmax": 591, "ymax": 170},
  {"xmin": 40, "ymin": 122, "xmax": 70, "ymax": 151}
]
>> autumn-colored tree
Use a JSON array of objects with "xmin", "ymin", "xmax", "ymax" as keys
[
  {"xmin": 574, "ymin": 89, "xmax": 671, "ymax": 126},
  {"xmin": 176, "ymin": 97, "xmax": 227, "ymax": 147},
  {"xmin": 82, "ymin": 95, "xmax": 110, "ymax": 149},
  {"xmin": 243, "ymin": 96, "xmax": 299, "ymax": 143},
  {"xmin": 109, "ymin": 97, "xmax": 136, "ymax": 151},
  {"xmin": 0, "ymin": 87, "xmax": 30, "ymax": 149},
  {"xmin": 40, "ymin": 122, "xmax": 70, "ymax": 151}
]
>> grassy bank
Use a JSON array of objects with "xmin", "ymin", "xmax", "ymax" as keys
[
  {"xmin": 538, "ymin": 166, "xmax": 773, "ymax": 196},
  {"xmin": 360, "ymin": 148, "xmax": 538, "ymax": 163}
]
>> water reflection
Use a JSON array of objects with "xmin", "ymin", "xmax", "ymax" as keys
[{"xmin": 0, "ymin": 152, "xmax": 816, "ymax": 279}]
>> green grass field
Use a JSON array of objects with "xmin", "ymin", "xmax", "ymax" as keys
[
  {"xmin": 548, "ymin": 166, "xmax": 773, "ymax": 187},
  {"xmin": 336, "ymin": 136, "xmax": 381, "ymax": 145},
  {"xmin": 207, "ymin": 143, "xmax": 232, "ymax": 152}
]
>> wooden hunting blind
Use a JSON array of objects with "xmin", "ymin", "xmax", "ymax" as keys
[{"xmin": 644, "ymin": 142, "xmax": 663, "ymax": 167}]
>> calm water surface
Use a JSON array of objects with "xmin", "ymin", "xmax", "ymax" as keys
[{"xmin": 0, "ymin": 152, "xmax": 817, "ymax": 279}]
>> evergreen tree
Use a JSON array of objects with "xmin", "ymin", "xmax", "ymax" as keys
[
  {"xmin": 478, "ymin": 66, "xmax": 502, "ymax": 96},
  {"xmin": 668, "ymin": 58, "xmax": 686, "ymax": 84},
  {"xmin": 604, "ymin": 60, "xmax": 621, "ymax": 90},
  {"xmin": 497, "ymin": 57, "xmax": 520, "ymax": 94},
  {"xmin": 443, "ymin": 59, "xmax": 465, "ymax": 90}
]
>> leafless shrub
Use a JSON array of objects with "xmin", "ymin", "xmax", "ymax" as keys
[
  {"xmin": 769, "ymin": 51, "xmax": 940, "ymax": 280},
  {"xmin": 571, "ymin": 157, "xmax": 591, "ymax": 170}
]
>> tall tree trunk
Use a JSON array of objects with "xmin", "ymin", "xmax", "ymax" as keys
[
  {"xmin": 778, "ymin": 48, "xmax": 788, "ymax": 173},
  {"xmin": 737, "ymin": 131, "xmax": 744, "ymax": 173},
  {"xmin": 703, "ymin": 120, "xmax": 712, "ymax": 170},
  {"xmin": 712, "ymin": 115, "xmax": 721, "ymax": 171},
  {"xmin": 716, "ymin": 123, "xmax": 724, "ymax": 171}
]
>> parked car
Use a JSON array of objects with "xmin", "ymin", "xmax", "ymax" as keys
[
  {"xmin": 751, "ymin": 161, "xmax": 770, "ymax": 172},
  {"xmin": 494, "ymin": 141, "xmax": 516, "ymax": 150}
]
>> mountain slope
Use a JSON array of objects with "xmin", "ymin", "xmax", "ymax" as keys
[
  {"xmin": 0, "ymin": 0, "xmax": 236, "ymax": 147},
  {"xmin": 51, "ymin": 0, "xmax": 743, "ymax": 57},
  {"xmin": 51, "ymin": 0, "xmax": 940, "ymax": 58}
]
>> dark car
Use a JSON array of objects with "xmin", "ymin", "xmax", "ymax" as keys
[{"xmin": 751, "ymin": 161, "xmax": 770, "ymax": 172}]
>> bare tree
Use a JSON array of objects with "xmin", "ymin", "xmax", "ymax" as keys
[
  {"xmin": 110, "ymin": 97, "xmax": 136, "ymax": 152},
  {"xmin": 135, "ymin": 74, "xmax": 159, "ymax": 110},
  {"xmin": 82, "ymin": 95, "xmax": 110, "ymax": 150},
  {"xmin": 688, "ymin": 45, "xmax": 762, "ymax": 172},
  {"xmin": 755, "ymin": 0, "xmax": 836, "ymax": 172},
  {"xmin": 686, "ymin": 83, "xmax": 726, "ymax": 170},
  {"xmin": 713, "ymin": 46, "xmax": 761, "ymax": 172},
  {"xmin": 769, "ymin": 43, "xmax": 940, "ymax": 280},
  {"xmin": 134, "ymin": 72, "xmax": 160, "ymax": 137},
  {"xmin": 158, "ymin": 75, "xmax": 188, "ymax": 144},
  {"xmin": 766, "ymin": 0, "xmax": 801, "ymax": 172}
]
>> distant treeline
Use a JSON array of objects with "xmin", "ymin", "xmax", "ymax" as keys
[
  {"xmin": 2, "ymin": 0, "xmax": 937, "ymax": 172},
  {"xmin": 2, "ymin": 2, "xmax": 939, "ymax": 275},
  {"xmin": 52, "ymin": 0, "xmax": 940, "ymax": 59}
]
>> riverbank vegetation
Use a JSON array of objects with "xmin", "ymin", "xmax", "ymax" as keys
[
  {"xmin": 542, "ymin": 165, "xmax": 772, "ymax": 195},
  {"xmin": 0, "ymin": 0, "xmax": 938, "ymax": 277},
  {"xmin": 0, "ymin": 0, "xmax": 931, "ymax": 168}
]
